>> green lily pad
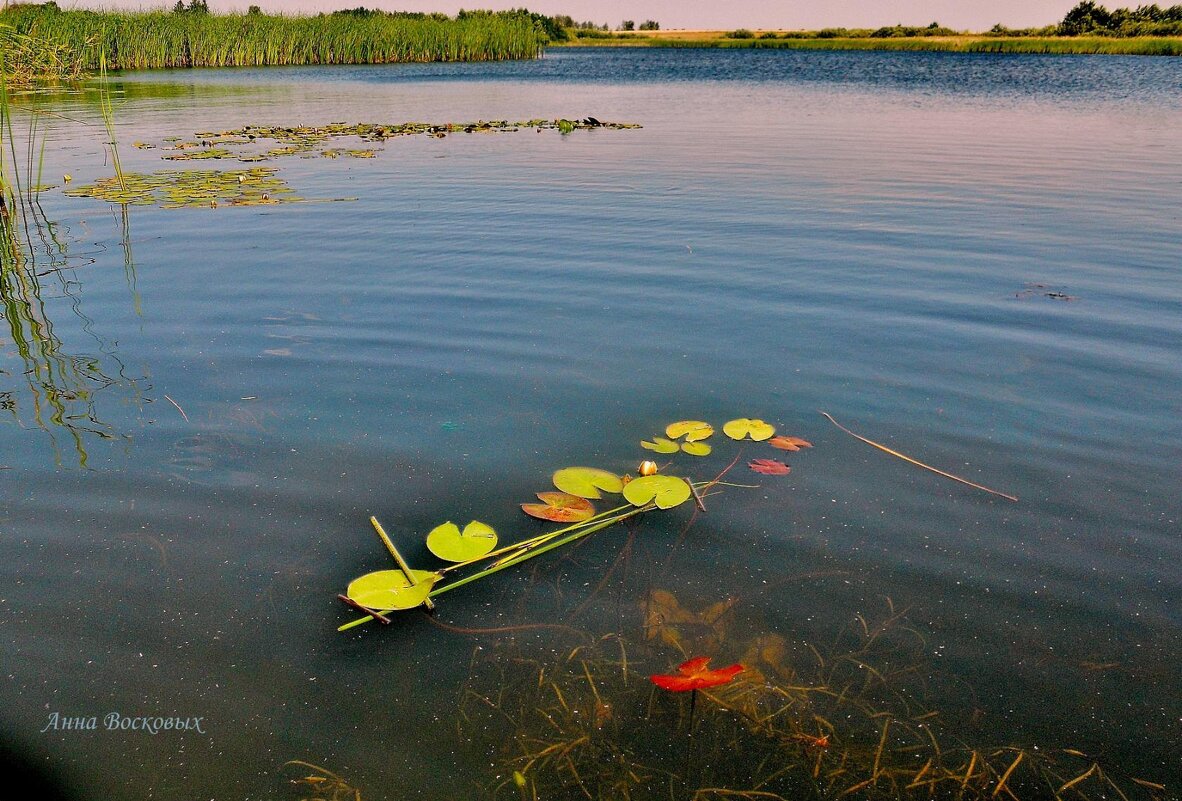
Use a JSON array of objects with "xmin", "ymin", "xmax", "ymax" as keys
[
  {"xmin": 426, "ymin": 520, "xmax": 498, "ymax": 562},
  {"xmin": 552, "ymin": 467, "xmax": 624, "ymax": 499},
  {"xmin": 346, "ymin": 569, "xmax": 438, "ymax": 611},
  {"xmin": 681, "ymin": 441, "xmax": 712, "ymax": 457},
  {"xmin": 622, "ymin": 475, "xmax": 692, "ymax": 510},
  {"xmin": 641, "ymin": 437, "xmax": 680, "ymax": 454},
  {"xmin": 666, "ymin": 420, "xmax": 714, "ymax": 442},
  {"xmin": 723, "ymin": 418, "xmax": 776, "ymax": 441}
]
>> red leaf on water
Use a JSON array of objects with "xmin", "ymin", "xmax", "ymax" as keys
[
  {"xmin": 768, "ymin": 435, "xmax": 813, "ymax": 452},
  {"xmin": 748, "ymin": 459, "xmax": 790, "ymax": 475},
  {"xmin": 520, "ymin": 492, "xmax": 596, "ymax": 523},
  {"xmin": 650, "ymin": 656, "xmax": 744, "ymax": 692}
]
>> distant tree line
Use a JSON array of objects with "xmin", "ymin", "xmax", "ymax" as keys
[
  {"xmin": 172, "ymin": 0, "xmax": 208, "ymax": 13},
  {"xmin": 1054, "ymin": 1, "xmax": 1182, "ymax": 35}
]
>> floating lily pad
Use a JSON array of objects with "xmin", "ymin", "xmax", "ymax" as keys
[
  {"xmin": 768, "ymin": 435, "xmax": 812, "ymax": 451},
  {"xmin": 749, "ymin": 458, "xmax": 790, "ymax": 475},
  {"xmin": 552, "ymin": 467, "xmax": 623, "ymax": 499},
  {"xmin": 426, "ymin": 520, "xmax": 498, "ymax": 562},
  {"xmin": 723, "ymin": 418, "xmax": 776, "ymax": 441},
  {"xmin": 665, "ymin": 420, "xmax": 713, "ymax": 442},
  {"xmin": 346, "ymin": 569, "xmax": 438, "ymax": 611},
  {"xmin": 162, "ymin": 148, "xmax": 235, "ymax": 161},
  {"xmin": 641, "ymin": 437, "xmax": 680, "ymax": 454},
  {"xmin": 681, "ymin": 441, "xmax": 712, "ymax": 457},
  {"xmin": 521, "ymin": 492, "xmax": 595, "ymax": 523},
  {"xmin": 131, "ymin": 119, "xmax": 643, "ymax": 168},
  {"xmin": 64, "ymin": 167, "xmax": 300, "ymax": 209},
  {"xmin": 622, "ymin": 474, "xmax": 692, "ymax": 509}
]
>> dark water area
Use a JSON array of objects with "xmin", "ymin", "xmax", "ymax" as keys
[{"xmin": 1, "ymin": 48, "xmax": 1179, "ymax": 799}]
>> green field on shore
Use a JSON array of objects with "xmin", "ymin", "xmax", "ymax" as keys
[{"xmin": 555, "ymin": 29, "xmax": 1182, "ymax": 56}]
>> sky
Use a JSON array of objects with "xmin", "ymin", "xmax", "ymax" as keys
[{"xmin": 62, "ymin": 1, "xmax": 1087, "ymax": 32}]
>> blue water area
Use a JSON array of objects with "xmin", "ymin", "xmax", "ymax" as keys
[{"xmin": 1, "ymin": 48, "xmax": 1179, "ymax": 799}]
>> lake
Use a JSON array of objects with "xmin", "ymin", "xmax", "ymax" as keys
[{"xmin": 1, "ymin": 47, "xmax": 1179, "ymax": 800}]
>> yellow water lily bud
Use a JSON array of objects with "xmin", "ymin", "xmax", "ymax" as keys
[
  {"xmin": 63, "ymin": 174, "xmax": 72, "ymax": 182},
  {"xmin": 639, "ymin": 460, "xmax": 658, "ymax": 476}
]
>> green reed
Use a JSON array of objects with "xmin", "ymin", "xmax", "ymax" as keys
[
  {"xmin": 1, "ymin": 6, "xmax": 543, "ymax": 80},
  {"xmin": 0, "ymin": 20, "xmax": 89, "ymax": 85}
]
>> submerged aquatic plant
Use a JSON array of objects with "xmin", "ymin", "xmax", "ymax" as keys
[
  {"xmin": 650, "ymin": 656, "xmax": 744, "ymax": 691},
  {"xmin": 459, "ymin": 598, "xmax": 1164, "ymax": 801},
  {"xmin": 285, "ymin": 761, "xmax": 362, "ymax": 801}
]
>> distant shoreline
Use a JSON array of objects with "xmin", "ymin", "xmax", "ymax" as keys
[{"xmin": 552, "ymin": 30, "xmax": 1182, "ymax": 57}]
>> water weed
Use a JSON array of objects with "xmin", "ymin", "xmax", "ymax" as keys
[
  {"xmin": 459, "ymin": 599, "xmax": 1164, "ymax": 800},
  {"xmin": 64, "ymin": 167, "xmax": 299, "ymax": 208}
]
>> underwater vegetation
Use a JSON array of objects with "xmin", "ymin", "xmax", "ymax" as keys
[
  {"xmin": 286, "ymin": 761, "xmax": 362, "ymax": 801},
  {"xmin": 458, "ymin": 596, "xmax": 1165, "ymax": 800}
]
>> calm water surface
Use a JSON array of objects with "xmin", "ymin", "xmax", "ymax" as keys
[{"xmin": 1, "ymin": 48, "xmax": 1179, "ymax": 798}]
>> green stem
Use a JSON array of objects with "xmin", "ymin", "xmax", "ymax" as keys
[
  {"xmin": 338, "ymin": 504, "xmax": 653, "ymax": 631},
  {"xmin": 437, "ymin": 503, "xmax": 633, "ymax": 575},
  {"xmin": 431, "ymin": 506, "xmax": 649, "ymax": 598}
]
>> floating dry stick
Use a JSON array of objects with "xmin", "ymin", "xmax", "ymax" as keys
[
  {"xmin": 370, "ymin": 515, "xmax": 435, "ymax": 611},
  {"xmin": 163, "ymin": 394, "xmax": 189, "ymax": 422},
  {"xmin": 336, "ymin": 593, "xmax": 391, "ymax": 625},
  {"xmin": 820, "ymin": 412, "xmax": 1018, "ymax": 502}
]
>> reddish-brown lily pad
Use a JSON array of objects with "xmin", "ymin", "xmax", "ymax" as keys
[
  {"xmin": 748, "ymin": 458, "xmax": 791, "ymax": 475},
  {"xmin": 521, "ymin": 492, "xmax": 596, "ymax": 523},
  {"xmin": 768, "ymin": 435, "xmax": 813, "ymax": 451}
]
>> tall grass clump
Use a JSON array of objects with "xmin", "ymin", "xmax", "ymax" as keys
[
  {"xmin": 1, "ymin": 5, "xmax": 545, "ymax": 77},
  {"xmin": 968, "ymin": 34, "xmax": 1182, "ymax": 54},
  {"xmin": 0, "ymin": 19, "xmax": 89, "ymax": 84}
]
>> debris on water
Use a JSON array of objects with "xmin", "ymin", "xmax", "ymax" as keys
[{"xmin": 1015, "ymin": 283, "xmax": 1077, "ymax": 301}]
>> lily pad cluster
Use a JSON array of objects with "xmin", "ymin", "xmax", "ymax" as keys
[
  {"xmin": 642, "ymin": 420, "xmax": 714, "ymax": 456},
  {"xmin": 338, "ymin": 416, "xmax": 812, "ymax": 631},
  {"xmin": 140, "ymin": 118, "xmax": 641, "ymax": 164},
  {"xmin": 63, "ymin": 167, "xmax": 298, "ymax": 208}
]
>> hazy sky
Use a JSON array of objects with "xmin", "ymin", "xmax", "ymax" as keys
[{"xmin": 69, "ymin": 1, "xmax": 1084, "ymax": 31}]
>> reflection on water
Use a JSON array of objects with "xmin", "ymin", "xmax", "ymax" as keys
[{"xmin": 1, "ymin": 120, "xmax": 146, "ymax": 465}]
